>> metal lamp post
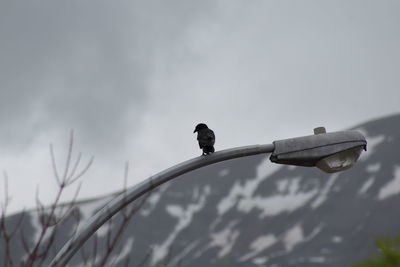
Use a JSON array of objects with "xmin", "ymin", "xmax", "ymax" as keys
[{"xmin": 49, "ymin": 128, "xmax": 366, "ymax": 267}]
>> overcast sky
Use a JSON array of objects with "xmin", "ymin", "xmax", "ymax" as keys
[{"xmin": 1, "ymin": 0, "xmax": 399, "ymax": 213}]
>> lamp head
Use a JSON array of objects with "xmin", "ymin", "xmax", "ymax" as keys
[{"xmin": 270, "ymin": 129, "xmax": 367, "ymax": 173}]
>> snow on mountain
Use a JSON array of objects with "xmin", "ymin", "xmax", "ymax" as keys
[{"xmin": 2, "ymin": 113, "xmax": 400, "ymax": 266}]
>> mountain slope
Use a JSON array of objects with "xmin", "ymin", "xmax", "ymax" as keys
[{"xmin": 1, "ymin": 114, "xmax": 400, "ymax": 267}]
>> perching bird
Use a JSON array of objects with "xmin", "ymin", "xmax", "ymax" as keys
[{"xmin": 193, "ymin": 123, "xmax": 215, "ymax": 155}]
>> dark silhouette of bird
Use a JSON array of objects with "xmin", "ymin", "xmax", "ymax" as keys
[{"xmin": 193, "ymin": 123, "xmax": 215, "ymax": 156}]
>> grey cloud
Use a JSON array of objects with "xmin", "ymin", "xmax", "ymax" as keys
[
  {"xmin": 1, "ymin": 0, "xmax": 400, "ymax": 214},
  {"xmin": 1, "ymin": 0, "xmax": 399, "ymax": 158},
  {"xmin": 0, "ymin": 0, "xmax": 217, "ymax": 153}
]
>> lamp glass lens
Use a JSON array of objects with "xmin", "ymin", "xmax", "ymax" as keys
[{"xmin": 316, "ymin": 146, "xmax": 364, "ymax": 173}]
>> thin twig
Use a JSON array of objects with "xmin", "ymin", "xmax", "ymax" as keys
[
  {"xmin": 67, "ymin": 152, "xmax": 82, "ymax": 181},
  {"xmin": 50, "ymin": 144, "xmax": 61, "ymax": 186},
  {"xmin": 0, "ymin": 173, "xmax": 13, "ymax": 267},
  {"xmin": 23, "ymin": 130, "xmax": 93, "ymax": 267},
  {"xmin": 66, "ymin": 156, "xmax": 94, "ymax": 186},
  {"xmin": 61, "ymin": 130, "xmax": 74, "ymax": 183},
  {"xmin": 97, "ymin": 185, "xmax": 153, "ymax": 267}
]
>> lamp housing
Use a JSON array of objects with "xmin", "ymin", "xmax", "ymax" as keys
[{"xmin": 270, "ymin": 130, "xmax": 367, "ymax": 173}]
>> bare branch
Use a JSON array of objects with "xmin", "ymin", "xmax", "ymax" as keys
[
  {"xmin": 96, "ymin": 180, "xmax": 154, "ymax": 267},
  {"xmin": 66, "ymin": 155, "xmax": 94, "ymax": 186},
  {"xmin": 35, "ymin": 186, "xmax": 46, "ymax": 226},
  {"xmin": 1, "ymin": 172, "xmax": 12, "ymax": 214},
  {"xmin": 57, "ymin": 182, "xmax": 83, "ymax": 224},
  {"xmin": 67, "ymin": 152, "xmax": 82, "ymax": 181},
  {"xmin": 9, "ymin": 210, "xmax": 25, "ymax": 238},
  {"xmin": 61, "ymin": 130, "xmax": 74, "ymax": 184},
  {"xmin": 69, "ymin": 207, "xmax": 82, "ymax": 238},
  {"xmin": 37, "ymin": 224, "xmax": 59, "ymax": 266},
  {"xmin": 24, "ymin": 131, "xmax": 93, "ymax": 267},
  {"xmin": 0, "ymin": 132, "xmax": 151, "ymax": 267},
  {"xmin": 0, "ymin": 183, "xmax": 15, "ymax": 267},
  {"xmin": 20, "ymin": 228, "xmax": 30, "ymax": 255},
  {"xmin": 50, "ymin": 144, "xmax": 61, "ymax": 186}
]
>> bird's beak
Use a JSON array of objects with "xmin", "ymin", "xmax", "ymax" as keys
[{"xmin": 193, "ymin": 129, "xmax": 197, "ymax": 133}]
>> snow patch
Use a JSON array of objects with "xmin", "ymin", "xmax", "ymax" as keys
[
  {"xmin": 75, "ymin": 196, "xmax": 113, "ymax": 234},
  {"xmin": 141, "ymin": 184, "xmax": 170, "ymax": 217},
  {"xmin": 140, "ymin": 192, "xmax": 161, "ymax": 216},
  {"xmin": 96, "ymin": 221, "xmax": 112, "ymax": 237},
  {"xmin": 208, "ymin": 224, "xmax": 240, "ymax": 258},
  {"xmin": 166, "ymin": 204, "xmax": 184, "ymax": 218},
  {"xmin": 167, "ymin": 240, "xmax": 200, "ymax": 266},
  {"xmin": 30, "ymin": 211, "xmax": 54, "ymax": 245},
  {"xmin": 238, "ymin": 188, "xmax": 318, "ymax": 218},
  {"xmin": 240, "ymin": 234, "xmax": 277, "ymax": 261},
  {"xmin": 366, "ymin": 163, "xmax": 381, "ymax": 173},
  {"xmin": 332, "ymin": 236, "xmax": 343, "ymax": 243},
  {"xmin": 217, "ymin": 183, "xmax": 241, "ymax": 215},
  {"xmin": 311, "ymin": 174, "xmax": 339, "ymax": 209},
  {"xmin": 288, "ymin": 178, "xmax": 301, "ymax": 193},
  {"xmin": 107, "ymin": 237, "xmax": 134, "ymax": 265},
  {"xmin": 217, "ymin": 162, "xmax": 281, "ymax": 215},
  {"xmin": 378, "ymin": 166, "xmax": 400, "ymax": 200},
  {"xmin": 218, "ymin": 168, "xmax": 230, "ymax": 177},
  {"xmin": 276, "ymin": 179, "xmax": 290, "ymax": 192},
  {"xmin": 253, "ymin": 257, "xmax": 268, "ymax": 265},
  {"xmin": 27, "ymin": 196, "xmax": 112, "ymax": 245},
  {"xmin": 309, "ymin": 256, "xmax": 326, "ymax": 263},
  {"xmin": 151, "ymin": 187, "xmax": 209, "ymax": 265},
  {"xmin": 237, "ymin": 177, "xmax": 318, "ymax": 217},
  {"xmin": 284, "ymin": 224, "xmax": 304, "ymax": 251},
  {"xmin": 358, "ymin": 177, "xmax": 375, "ymax": 195},
  {"xmin": 307, "ymin": 225, "xmax": 323, "ymax": 240}
]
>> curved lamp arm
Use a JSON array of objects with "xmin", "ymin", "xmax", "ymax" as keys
[{"xmin": 49, "ymin": 144, "xmax": 275, "ymax": 267}]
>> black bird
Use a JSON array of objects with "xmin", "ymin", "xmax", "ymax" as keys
[{"xmin": 193, "ymin": 123, "xmax": 215, "ymax": 156}]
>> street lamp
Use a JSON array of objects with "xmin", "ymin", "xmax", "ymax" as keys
[
  {"xmin": 49, "ymin": 128, "xmax": 367, "ymax": 267},
  {"xmin": 270, "ymin": 127, "xmax": 367, "ymax": 173}
]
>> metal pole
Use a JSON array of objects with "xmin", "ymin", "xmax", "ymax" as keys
[{"xmin": 49, "ymin": 144, "xmax": 274, "ymax": 267}]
